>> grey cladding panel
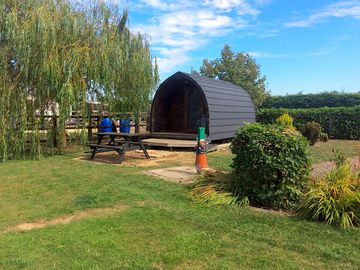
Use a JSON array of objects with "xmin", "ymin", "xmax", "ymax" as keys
[
  {"xmin": 207, "ymin": 98, "xmax": 253, "ymax": 107},
  {"xmin": 211, "ymin": 118, "xmax": 255, "ymax": 126},
  {"xmin": 210, "ymin": 125, "xmax": 243, "ymax": 133},
  {"xmin": 205, "ymin": 91, "xmax": 252, "ymax": 100},
  {"xmin": 209, "ymin": 131, "xmax": 241, "ymax": 141},
  {"xmin": 186, "ymin": 72, "xmax": 255, "ymax": 141},
  {"xmin": 209, "ymin": 105, "xmax": 255, "ymax": 113},
  {"xmin": 191, "ymin": 76, "xmax": 238, "ymax": 89},
  {"xmin": 210, "ymin": 112, "xmax": 256, "ymax": 120},
  {"xmin": 190, "ymin": 77, "xmax": 247, "ymax": 91},
  {"xmin": 197, "ymin": 83, "xmax": 248, "ymax": 96}
]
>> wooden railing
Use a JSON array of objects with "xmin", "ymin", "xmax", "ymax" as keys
[{"xmin": 33, "ymin": 112, "xmax": 150, "ymax": 141}]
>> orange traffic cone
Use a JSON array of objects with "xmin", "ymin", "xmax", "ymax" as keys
[{"xmin": 195, "ymin": 127, "xmax": 208, "ymax": 173}]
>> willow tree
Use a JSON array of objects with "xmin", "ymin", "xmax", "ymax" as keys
[{"xmin": 0, "ymin": 0, "xmax": 158, "ymax": 161}]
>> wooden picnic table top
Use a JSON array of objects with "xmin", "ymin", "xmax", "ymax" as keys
[{"xmin": 96, "ymin": 132, "xmax": 150, "ymax": 138}]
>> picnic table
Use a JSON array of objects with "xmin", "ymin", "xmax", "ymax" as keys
[{"xmin": 88, "ymin": 132, "xmax": 150, "ymax": 163}]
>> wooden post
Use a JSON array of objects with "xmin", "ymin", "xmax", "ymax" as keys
[
  {"xmin": 51, "ymin": 103, "xmax": 58, "ymax": 148},
  {"xmin": 88, "ymin": 114, "xmax": 93, "ymax": 142},
  {"xmin": 96, "ymin": 114, "xmax": 100, "ymax": 133},
  {"xmin": 146, "ymin": 110, "xmax": 151, "ymax": 132},
  {"xmin": 135, "ymin": 112, "xmax": 140, "ymax": 133}
]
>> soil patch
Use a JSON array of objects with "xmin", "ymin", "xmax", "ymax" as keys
[
  {"xmin": 249, "ymin": 206, "xmax": 293, "ymax": 216},
  {"xmin": 76, "ymin": 143, "xmax": 231, "ymax": 167},
  {"xmin": 144, "ymin": 166, "xmax": 198, "ymax": 184},
  {"xmin": 75, "ymin": 149, "xmax": 194, "ymax": 167},
  {"xmin": 312, "ymin": 156, "xmax": 360, "ymax": 179},
  {"xmin": 216, "ymin": 143, "xmax": 231, "ymax": 151},
  {"xmin": 3, "ymin": 203, "xmax": 129, "ymax": 233}
]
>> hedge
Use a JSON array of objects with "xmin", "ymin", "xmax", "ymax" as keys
[
  {"xmin": 257, "ymin": 106, "xmax": 360, "ymax": 139},
  {"xmin": 262, "ymin": 92, "xmax": 360, "ymax": 109}
]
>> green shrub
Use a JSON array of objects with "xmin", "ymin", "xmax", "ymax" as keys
[
  {"xmin": 262, "ymin": 92, "xmax": 360, "ymax": 109},
  {"xmin": 231, "ymin": 123, "xmax": 311, "ymax": 209},
  {"xmin": 276, "ymin": 112, "xmax": 295, "ymax": 130},
  {"xmin": 303, "ymin": 122, "xmax": 322, "ymax": 145},
  {"xmin": 300, "ymin": 164, "xmax": 360, "ymax": 228},
  {"xmin": 331, "ymin": 149, "xmax": 347, "ymax": 168},
  {"xmin": 257, "ymin": 106, "xmax": 360, "ymax": 139},
  {"xmin": 320, "ymin": 132, "xmax": 329, "ymax": 142}
]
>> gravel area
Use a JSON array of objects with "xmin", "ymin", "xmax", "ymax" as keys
[{"xmin": 312, "ymin": 156, "xmax": 360, "ymax": 179}]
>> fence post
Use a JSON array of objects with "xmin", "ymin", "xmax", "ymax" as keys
[
  {"xmin": 52, "ymin": 114, "xmax": 57, "ymax": 147},
  {"xmin": 87, "ymin": 114, "xmax": 93, "ymax": 142},
  {"xmin": 96, "ymin": 114, "xmax": 100, "ymax": 133}
]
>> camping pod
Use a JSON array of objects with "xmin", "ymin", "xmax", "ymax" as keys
[{"xmin": 150, "ymin": 72, "xmax": 256, "ymax": 141}]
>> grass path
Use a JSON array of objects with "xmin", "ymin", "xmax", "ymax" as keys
[{"xmin": 0, "ymin": 141, "xmax": 359, "ymax": 269}]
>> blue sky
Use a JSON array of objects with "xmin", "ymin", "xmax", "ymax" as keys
[{"xmin": 114, "ymin": 0, "xmax": 359, "ymax": 95}]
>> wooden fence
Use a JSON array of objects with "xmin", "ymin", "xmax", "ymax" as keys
[{"xmin": 37, "ymin": 112, "xmax": 149, "ymax": 142}]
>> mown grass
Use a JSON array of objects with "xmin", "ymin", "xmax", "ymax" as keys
[
  {"xmin": 311, "ymin": 140, "xmax": 360, "ymax": 164},
  {"xmin": 0, "ymin": 141, "xmax": 359, "ymax": 269}
]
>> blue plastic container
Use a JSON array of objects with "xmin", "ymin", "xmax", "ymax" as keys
[
  {"xmin": 100, "ymin": 117, "xmax": 113, "ymax": 132},
  {"xmin": 120, "ymin": 119, "xmax": 131, "ymax": 133}
]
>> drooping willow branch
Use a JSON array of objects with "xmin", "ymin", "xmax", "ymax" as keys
[{"xmin": 0, "ymin": 0, "xmax": 159, "ymax": 161}]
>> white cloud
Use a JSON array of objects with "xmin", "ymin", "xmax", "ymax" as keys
[
  {"xmin": 249, "ymin": 48, "xmax": 336, "ymax": 59},
  {"xmin": 133, "ymin": 9, "xmax": 236, "ymax": 71},
  {"xmin": 204, "ymin": 0, "xmax": 243, "ymax": 10},
  {"xmin": 248, "ymin": 52, "xmax": 289, "ymax": 58},
  {"xmin": 141, "ymin": 0, "xmax": 261, "ymax": 14},
  {"xmin": 203, "ymin": 0, "xmax": 260, "ymax": 15},
  {"xmin": 131, "ymin": 0, "xmax": 268, "ymax": 73},
  {"xmin": 285, "ymin": 0, "xmax": 360, "ymax": 28},
  {"xmin": 142, "ymin": 0, "xmax": 169, "ymax": 10},
  {"xmin": 139, "ymin": 0, "xmax": 194, "ymax": 11}
]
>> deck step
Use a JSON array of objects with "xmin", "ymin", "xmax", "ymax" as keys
[
  {"xmin": 150, "ymin": 132, "xmax": 197, "ymax": 140},
  {"xmin": 142, "ymin": 138, "xmax": 196, "ymax": 148}
]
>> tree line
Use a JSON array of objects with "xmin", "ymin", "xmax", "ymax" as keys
[{"xmin": 0, "ymin": 0, "xmax": 158, "ymax": 161}]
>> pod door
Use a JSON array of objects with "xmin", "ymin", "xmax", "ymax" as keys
[
  {"xmin": 186, "ymin": 88, "xmax": 208, "ymax": 132},
  {"xmin": 151, "ymin": 76, "xmax": 209, "ymax": 136}
]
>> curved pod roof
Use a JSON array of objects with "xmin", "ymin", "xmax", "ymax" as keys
[{"xmin": 151, "ymin": 71, "xmax": 256, "ymax": 141}]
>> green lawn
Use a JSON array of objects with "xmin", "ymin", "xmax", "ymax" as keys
[
  {"xmin": 0, "ymin": 141, "xmax": 359, "ymax": 269},
  {"xmin": 311, "ymin": 140, "xmax": 360, "ymax": 164}
]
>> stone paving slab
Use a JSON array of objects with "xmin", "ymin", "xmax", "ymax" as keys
[{"xmin": 144, "ymin": 166, "xmax": 197, "ymax": 184}]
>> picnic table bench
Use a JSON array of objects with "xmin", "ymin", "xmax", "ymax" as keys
[{"xmin": 88, "ymin": 132, "xmax": 150, "ymax": 163}]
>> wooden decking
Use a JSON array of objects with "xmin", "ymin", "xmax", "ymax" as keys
[
  {"xmin": 143, "ymin": 138, "xmax": 197, "ymax": 149},
  {"xmin": 150, "ymin": 132, "xmax": 197, "ymax": 140}
]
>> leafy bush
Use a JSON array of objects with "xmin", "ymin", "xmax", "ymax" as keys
[
  {"xmin": 262, "ymin": 92, "xmax": 360, "ymax": 109},
  {"xmin": 300, "ymin": 164, "xmax": 360, "ymax": 228},
  {"xmin": 320, "ymin": 132, "xmax": 329, "ymax": 142},
  {"xmin": 276, "ymin": 112, "xmax": 295, "ymax": 130},
  {"xmin": 303, "ymin": 122, "xmax": 322, "ymax": 145},
  {"xmin": 257, "ymin": 106, "xmax": 360, "ymax": 139},
  {"xmin": 231, "ymin": 123, "xmax": 311, "ymax": 209}
]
